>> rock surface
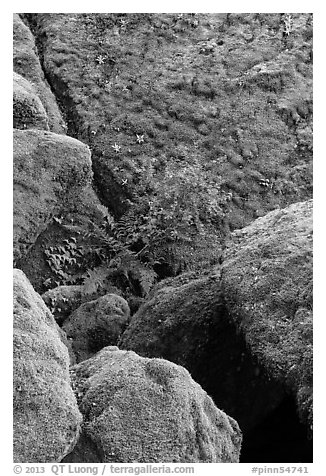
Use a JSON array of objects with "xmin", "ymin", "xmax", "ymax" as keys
[
  {"xmin": 13, "ymin": 72, "xmax": 49, "ymax": 130},
  {"xmin": 64, "ymin": 346, "xmax": 242, "ymax": 463},
  {"xmin": 221, "ymin": 200, "xmax": 313, "ymax": 431},
  {"xmin": 42, "ymin": 283, "xmax": 124, "ymax": 325},
  {"xmin": 120, "ymin": 270, "xmax": 284, "ymax": 431},
  {"xmin": 13, "ymin": 269, "xmax": 82, "ymax": 462},
  {"xmin": 17, "ymin": 13, "xmax": 312, "ymax": 295},
  {"xmin": 12, "ymin": 14, "xmax": 313, "ymax": 463},
  {"xmin": 42, "ymin": 285, "xmax": 87, "ymax": 325},
  {"xmin": 13, "ymin": 129, "xmax": 92, "ymax": 262},
  {"xmin": 17, "ymin": 182, "xmax": 122, "ymax": 294},
  {"xmin": 27, "ymin": 13, "xmax": 312, "ymax": 271},
  {"xmin": 13, "ymin": 14, "xmax": 66, "ymax": 133},
  {"xmin": 62, "ymin": 294, "xmax": 130, "ymax": 363}
]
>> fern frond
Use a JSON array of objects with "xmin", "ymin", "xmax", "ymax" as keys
[
  {"xmin": 82, "ymin": 266, "xmax": 110, "ymax": 295},
  {"xmin": 96, "ymin": 203, "xmax": 116, "ymax": 229},
  {"xmin": 137, "ymin": 267, "xmax": 157, "ymax": 296},
  {"xmin": 129, "ymin": 263, "xmax": 157, "ymax": 297}
]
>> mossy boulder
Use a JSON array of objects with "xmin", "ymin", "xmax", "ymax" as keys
[
  {"xmin": 16, "ymin": 184, "xmax": 116, "ymax": 294},
  {"xmin": 13, "ymin": 269, "xmax": 82, "ymax": 462},
  {"xmin": 64, "ymin": 346, "xmax": 242, "ymax": 462},
  {"xmin": 42, "ymin": 283, "xmax": 122, "ymax": 325},
  {"xmin": 120, "ymin": 269, "xmax": 285, "ymax": 431},
  {"xmin": 42, "ymin": 285, "xmax": 87, "ymax": 324},
  {"xmin": 13, "ymin": 72, "xmax": 49, "ymax": 130},
  {"xmin": 13, "ymin": 14, "xmax": 66, "ymax": 133},
  {"xmin": 28, "ymin": 13, "xmax": 312, "ymax": 244},
  {"xmin": 13, "ymin": 129, "xmax": 92, "ymax": 263},
  {"xmin": 62, "ymin": 294, "xmax": 130, "ymax": 363},
  {"xmin": 221, "ymin": 200, "xmax": 313, "ymax": 432}
]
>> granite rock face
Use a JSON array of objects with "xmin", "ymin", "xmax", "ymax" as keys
[
  {"xmin": 13, "ymin": 269, "xmax": 82, "ymax": 462},
  {"xmin": 64, "ymin": 346, "xmax": 242, "ymax": 463},
  {"xmin": 221, "ymin": 200, "xmax": 313, "ymax": 431}
]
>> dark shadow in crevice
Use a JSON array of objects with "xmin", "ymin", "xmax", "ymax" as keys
[
  {"xmin": 61, "ymin": 431, "xmax": 105, "ymax": 463},
  {"xmin": 240, "ymin": 395, "xmax": 312, "ymax": 463}
]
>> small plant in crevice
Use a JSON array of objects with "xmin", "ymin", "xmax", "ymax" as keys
[
  {"xmin": 282, "ymin": 14, "xmax": 294, "ymax": 37},
  {"xmin": 44, "ymin": 236, "xmax": 84, "ymax": 287},
  {"xmin": 43, "ymin": 158, "xmax": 228, "ymax": 295},
  {"xmin": 43, "ymin": 205, "xmax": 159, "ymax": 298}
]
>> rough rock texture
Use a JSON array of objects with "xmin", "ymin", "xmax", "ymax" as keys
[
  {"xmin": 13, "ymin": 14, "xmax": 66, "ymax": 133},
  {"xmin": 13, "ymin": 269, "xmax": 82, "ymax": 462},
  {"xmin": 17, "ymin": 182, "xmax": 121, "ymax": 294},
  {"xmin": 120, "ymin": 269, "xmax": 285, "ymax": 431},
  {"xmin": 62, "ymin": 294, "xmax": 130, "ymax": 363},
  {"xmin": 13, "ymin": 129, "xmax": 92, "ymax": 262},
  {"xmin": 13, "ymin": 72, "xmax": 49, "ymax": 130},
  {"xmin": 64, "ymin": 346, "xmax": 242, "ymax": 463},
  {"xmin": 221, "ymin": 200, "xmax": 313, "ymax": 432},
  {"xmin": 42, "ymin": 285, "xmax": 86, "ymax": 324},
  {"xmin": 26, "ymin": 13, "xmax": 312, "ymax": 274},
  {"xmin": 42, "ymin": 284, "xmax": 123, "ymax": 325},
  {"xmin": 57, "ymin": 326, "xmax": 77, "ymax": 365}
]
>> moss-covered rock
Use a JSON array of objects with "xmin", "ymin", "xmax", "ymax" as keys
[
  {"xmin": 16, "ymin": 183, "xmax": 116, "ymax": 294},
  {"xmin": 62, "ymin": 294, "xmax": 130, "ymax": 363},
  {"xmin": 42, "ymin": 285, "xmax": 87, "ymax": 324},
  {"xmin": 13, "ymin": 129, "xmax": 92, "ymax": 263},
  {"xmin": 42, "ymin": 283, "xmax": 122, "ymax": 325},
  {"xmin": 120, "ymin": 269, "xmax": 285, "ymax": 431},
  {"xmin": 64, "ymin": 346, "xmax": 242, "ymax": 462},
  {"xmin": 13, "ymin": 72, "xmax": 49, "ymax": 130},
  {"xmin": 25, "ymin": 13, "xmax": 312, "ymax": 272},
  {"xmin": 13, "ymin": 269, "xmax": 82, "ymax": 462},
  {"xmin": 13, "ymin": 14, "xmax": 66, "ymax": 133},
  {"xmin": 221, "ymin": 199, "xmax": 313, "ymax": 432}
]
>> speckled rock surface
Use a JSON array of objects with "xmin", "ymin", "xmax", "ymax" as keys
[
  {"xmin": 42, "ymin": 284, "xmax": 122, "ymax": 325},
  {"xmin": 120, "ymin": 270, "xmax": 285, "ymax": 431},
  {"xmin": 13, "ymin": 129, "xmax": 92, "ymax": 262},
  {"xmin": 13, "ymin": 269, "xmax": 82, "ymax": 462},
  {"xmin": 64, "ymin": 346, "xmax": 242, "ymax": 462},
  {"xmin": 13, "ymin": 72, "xmax": 49, "ymax": 130},
  {"xmin": 221, "ymin": 200, "xmax": 313, "ymax": 431},
  {"xmin": 62, "ymin": 294, "xmax": 130, "ymax": 363},
  {"xmin": 13, "ymin": 14, "xmax": 66, "ymax": 133}
]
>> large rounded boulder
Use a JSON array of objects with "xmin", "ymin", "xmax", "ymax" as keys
[
  {"xmin": 63, "ymin": 346, "xmax": 242, "ymax": 463},
  {"xmin": 13, "ymin": 269, "xmax": 82, "ymax": 462},
  {"xmin": 221, "ymin": 200, "xmax": 313, "ymax": 431},
  {"xmin": 42, "ymin": 283, "xmax": 123, "ymax": 325},
  {"xmin": 62, "ymin": 294, "xmax": 130, "ymax": 363},
  {"xmin": 120, "ymin": 270, "xmax": 285, "ymax": 431}
]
